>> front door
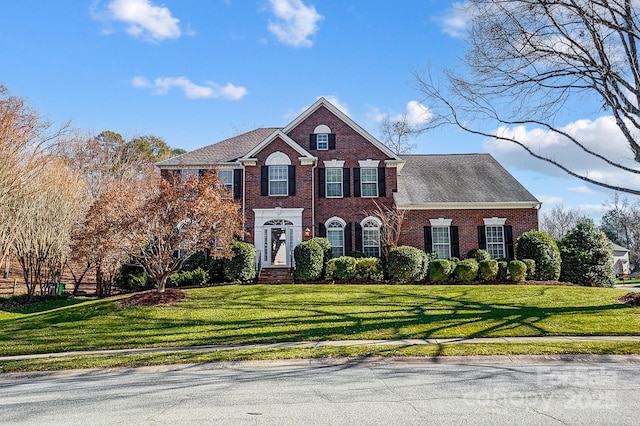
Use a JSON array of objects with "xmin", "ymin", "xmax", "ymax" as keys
[{"xmin": 263, "ymin": 219, "xmax": 294, "ymax": 268}]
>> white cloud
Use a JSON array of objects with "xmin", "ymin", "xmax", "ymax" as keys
[
  {"xmin": 131, "ymin": 76, "xmax": 247, "ymax": 100},
  {"xmin": 267, "ymin": 0, "xmax": 323, "ymax": 48},
  {"xmin": 399, "ymin": 101, "xmax": 432, "ymax": 126},
  {"xmin": 537, "ymin": 195, "xmax": 564, "ymax": 206},
  {"xmin": 568, "ymin": 186, "xmax": 594, "ymax": 194},
  {"xmin": 437, "ymin": 2, "xmax": 470, "ymax": 38},
  {"xmin": 364, "ymin": 105, "xmax": 387, "ymax": 123},
  {"xmin": 484, "ymin": 115, "xmax": 640, "ymax": 192},
  {"xmin": 319, "ymin": 95, "xmax": 349, "ymax": 115},
  {"xmin": 92, "ymin": 0, "xmax": 182, "ymax": 43}
]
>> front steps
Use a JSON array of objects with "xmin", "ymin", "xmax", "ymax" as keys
[{"xmin": 258, "ymin": 268, "xmax": 293, "ymax": 284}]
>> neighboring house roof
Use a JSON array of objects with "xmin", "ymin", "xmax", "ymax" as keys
[
  {"xmin": 156, "ymin": 128, "xmax": 279, "ymax": 167},
  {"xmin": 610, "ymin": 241, "xmax": 629, "ymax": 253},
  {"xmin": 394, "ymin": 154, "xmax": 540, "ymax": 208}
]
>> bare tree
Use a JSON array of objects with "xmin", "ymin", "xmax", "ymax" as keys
[
  {"xmin": 379, "ymin": 114, "xmax": 420, "ymax": 155},
  {"xmin": 366, "ymin": 201, "xmax": 406, "ymax": 259},
  {"xmin": 88, "ymin": 172, "xmax": 241, "ymax": 292},
  {"xmin": 540, "ymin": 204, "xmax": 586, "ymax": 240},
  {"xmin": 417, "ymin": 0, "xmax": 640, "ymax": 194}
]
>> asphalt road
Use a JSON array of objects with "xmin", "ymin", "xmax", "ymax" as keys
[{"xmin": 1, "ymin": 357, "xmax": 638, "ymax": 425}]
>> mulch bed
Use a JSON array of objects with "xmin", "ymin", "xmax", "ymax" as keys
[
  {"xmin": 617, "ymin": 292, "xmax": 640, "ymax": 307},
  {"xmin": 116, "ymin": 289, "xmax": 188, "ymax": 308}
]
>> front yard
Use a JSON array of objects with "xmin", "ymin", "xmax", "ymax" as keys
[{"xmin": 1, "ymin": 284, "xmax": 639, "ymax": 358}]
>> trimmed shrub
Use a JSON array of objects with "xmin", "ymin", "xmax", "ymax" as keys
[
  {"xmin": 508, "ymin": 260, "xmax": 527, "ymax": 282},
  {"xmin": 466, "ymin": 248, "xmax": 491, "ymax": 262},
  {"xmin": 428, "ymin": 259, "xmax": 454, "ymax": 283},
  {"xmin": 223, "ymin": 240, "xmax": 256, "ymax": 283},
  {"xmin": 325, "ymin": 256, "xmax": 357, "ymax": 281},
  {"xmin": 310, "ymin": 237, "xmax": 331, "ymax": 261},
  {"xmin": 497, "ymin": 260, "xmax": 509, "ymax": 280},
  {"xmin": 448, "ymin": 257, "xmax": 460, "ymax": 264},
  {"xmin": 558, "ymin": 220, "xmax": 616, "ymax": 287},
  {"xmin": 387, "ymin": 246, "xmax": 429, "ymax": 283},
  {"xmin": 516, "ymin": 230, "xmax": 561, "ymax": 280},
  {"xmin": 522, "ymin": 259, "xmax": 536, "ymax": 281},
  {"xmin": 293, "ymin": 240, "xmax": 323, "ymax": 282},
  {"xmin": 453, "ymin": 259, "xmax": 479, "ymax": 282},
  {"xmin": 115, "ymin": 263, "xmax": 154, "ymax": 293},
  {"xmin": 478, "ymin": 259, "xmax": 499, "ymax": 282},
  {"xmin": 169, "ymin": 267, "xmax": 209, "ymax": 287},
  {"xmin": 354, "ymin": 257, "xmax": 384, "ymax": 281}
]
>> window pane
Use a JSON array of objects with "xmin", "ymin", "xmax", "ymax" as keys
[
  {"xmin": 360, "ymin": 168, "xmax": 378, "ymax": 197},
  {"xmin": 269, "ymin": 166, "xmax": 288, "ymax": 196},
  {"xmin": 218, "ymin": 170, "xmax": 233, "ymax": 192},
  {"xmin": 317, "ymin": 134, "xmax": 328, "ymax": 150},
  {"xmin": 485, "ymin": 226, "xmax": 505, "ymax": 258},
  {"xmin": 326, "ymin": 168, "xmax": 343, "ymax": 197},
  {"xmin": 362, "ymin": 220, "xmax": 380, "ymax": 257},
  {"xmin": 432, "ymin": 226, "xmax": 450, "ymax": 259}
]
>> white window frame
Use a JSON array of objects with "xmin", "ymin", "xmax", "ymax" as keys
[
  {"xmin": 360, "ymin": 168, "xmax": 378, "ymax": 198},
  {"xmin": 218, "ymin": 170, "xmax": 233, "ymax": 193},
  {"xmin": 269, "ymin": 165, "xmax": 288, "ymax": 196},
  {"xmin": 181, "ymin": 169, "xmax": 198, "ymax": 180},
  {"xmin": 325, "ymin": 168, "xmax": 343, "ymax": 198},
  {"xmin": 432, "ymin": 227, "xmax": 451, "ymax": 259},
  {"xmin": 483, "ymin": 217, "xmax": 507, "ymax": 259},
  {"xmin": 317, "ymin": 134, "xmax": 329, "ymax": 150},
  {"xmin": 361, "ymin": 217, "xmax": 381, "ymax": 258},
  {"xmin": 326, "ymin": 217, "xmax": 346, "ymax": 258}
]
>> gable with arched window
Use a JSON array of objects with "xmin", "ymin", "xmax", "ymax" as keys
[{"xmin": 260, "ymin": 151, "xmax": 296, "ymax": 196}]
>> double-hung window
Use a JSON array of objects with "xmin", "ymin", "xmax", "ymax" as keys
[
  {"xmin": 316, "ymin": 134, "xmax": 328, "ymax": 150},
  {"xmin": 360, "ymin": 168, "xmax": 378, "ymax": 197},
  {"xmin": 269, "ymin": 165, "xmax": 288, "ymax": 196},
  {"xmin": 327, "ymin": 220, "xmax": 345, "ymax": 258},
  {"xmin": 218, "ymin": 170, "xmax": 233, "ymax": 193},
  {"xmin": 326, "ymin": 168, "xmax": 343, "ymax": 198},
  {"xmin": 362, "ymin": 219, "xmax": 381, "ymax": 257},
  {"xmin": 486, "ymin": 225, "xmax": 505, "ymax": 258},
  {"xmin": 432, "ymin": 227, "xmax": 451, "ymax": 259}
]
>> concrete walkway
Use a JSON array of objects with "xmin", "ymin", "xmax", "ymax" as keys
[{"xmin": 2, "ymin": 335, "xmax": 640, "ymax": 362}]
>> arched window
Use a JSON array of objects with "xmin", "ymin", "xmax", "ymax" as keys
[
  {"xmin": 361, "ymin": 217, "xmax": 381, "ymax": 258},
  {"xmin": 325, "ymin": 218, "xmax": 346, "ymax": 258},
  {"xmin": 265, "ymin": 152, "xmax": 291, "ymax": 196}
]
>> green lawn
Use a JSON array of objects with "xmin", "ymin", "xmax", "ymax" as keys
[{"xmin": 1, "ymin": 284, "xmax": 638, "ymax": 358}]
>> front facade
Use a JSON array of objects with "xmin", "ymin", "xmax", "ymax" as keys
[{"xmin": 158, "ymin": 98, "xmax": 540, "ymax": 268}]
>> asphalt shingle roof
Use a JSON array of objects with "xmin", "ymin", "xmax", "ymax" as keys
[
  {"xmin": 394, "ymin": 154, "xmax": 539, "ymax": 205},
  {"xmin": 156, "ymin": 128, "xmax": 279, "ymax": 167}
]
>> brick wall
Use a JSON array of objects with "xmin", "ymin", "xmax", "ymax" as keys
[{"xmin": 398, "ymin": 207, "xmax": 539, "ymax": 257}]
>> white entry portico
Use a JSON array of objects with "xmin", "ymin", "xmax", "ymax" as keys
[{"xmin": 253, "ymin": 208, "xmax": 304, "ymax": 268}]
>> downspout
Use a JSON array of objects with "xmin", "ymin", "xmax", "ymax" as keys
[{"xmin": 311, "ymin": 159, "xmax": 318, "ymax": 237}]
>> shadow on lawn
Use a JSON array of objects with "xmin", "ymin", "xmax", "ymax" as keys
[{"xmin": 0, "ymin": 285, "xmax": 634, "ymax": 356}]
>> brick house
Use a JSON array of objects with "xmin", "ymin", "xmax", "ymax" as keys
[{"xmin": 157, "ymin": 97, "xmax": 540, "ymax": 272}]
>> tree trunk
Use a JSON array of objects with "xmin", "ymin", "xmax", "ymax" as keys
[{"xmin": 95, "ymin": 264, "xmax": 103, "ymax": 297}]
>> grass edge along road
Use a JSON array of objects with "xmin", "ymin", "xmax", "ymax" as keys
[{"xmin": 1, "ymin": 284, "xmax": 639, "ymax": 371}]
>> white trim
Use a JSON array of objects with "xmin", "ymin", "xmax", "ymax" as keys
[
  {"xmin": 483, "ymin": 217, "xmax": 507, "ymax": 226},
  {"xmin": 265, "ymin": 151, "xmax": 291, "ymax": 166},
  {"xmin": 300, "ymin": 157, "xmax": 318, "ymax": 166},
  {"xmin": 395, "ymin": 201, "xmax": 542, "ymax": 210},
  {"xmin": 358, "ymin": 159, "xmax": 380, "ymax": 168},
  {"xmin": 241, "ymin": 129, "xmax": 315, "ymax": 160},
  {"xmin": 429, "ymin": 218, "xmax": 452, "ymax": 226},
  {"xmin": 239, "ymin": 158, "xmax": 257, "ymax": 166},
  {"xmin": 323, "ymin": 159, "xmax": 345, "ymax": 168},
  {"xmin": 253, "ymin": 208, "xmax": 304, "ymax": 268},
  {"xmin": 360, "ymin": 216, "xmax": 382, "ymax": 227},
  {"xmin": 325, "ymin": 216, "xmax": 347, "ymax": 227},
  {"xmin": 281, "ymin": 97, "xmax": 403, "ymax": 162},
  {"xmin": 314, "ymin": 124, "xmax": 331, "ymax": 134}
]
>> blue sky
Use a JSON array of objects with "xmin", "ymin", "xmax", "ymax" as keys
[{"xmin": 1, "ymin": 0, "xmax": 626, "ymax": 221}]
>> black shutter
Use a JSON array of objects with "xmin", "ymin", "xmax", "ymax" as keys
[
  {"xmin": 378, "ymin": 167, "xmax": 386, "ymax": 197},
  {"xmin": 328, "ymin": 134, "xmax": 336, "ymax": 150},
  {"xmin": 318, "ymin": 168, "xmax": 326, "ymax": 198},
  {"xmin": 233, "ymin": 169, "xmax": 242, "ymax": 199},
  {"xmin": 353, "ymin": 168, "xmax": 361, "ymax": 197},
  {"xmin": 450, "ymin": 226, "xmax": 460, "ymax": 258},
  {"xmin": 355, "ymin": 222, "xmax": 363, "ymax": 252},
  {"xmin": 288, "ymin": 165, "xmax": 296, "ymax": 196},
  {"xmin": 310, "ymin": 134, "xmax": 317, "ymax": 150},
  {"xmin": 477, "ymin": 226, "xmax": 486, "ymax": 250},
  {"xmin": 343, "ymin": 168, "xmax": 350, "ymax": 197},
  {"xmin": 345, "ymin": 223, "xmax": 352, "ymax": 254},
  {"xmin": 424, "ymin": 226, "xmax": 432, "ymax": 252},
  {"xmin": 318, "ymin": 223, "xmax": 326, "ymax": 237},
  {"xmin": 198, "ymin": 169, "xmax": 206, "ymax": 177},
  {"xmin": 260, "ymin": 166, "xmax": 268, "ymax": 196},
  {"xmin": 504, "ymin": 225, "xmax": 514, "ymax": 259}
]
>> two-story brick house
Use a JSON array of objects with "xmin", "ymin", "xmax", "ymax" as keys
[{"xmin": 158, "ymin": 97, "xmax": 540, "ymax": 273}]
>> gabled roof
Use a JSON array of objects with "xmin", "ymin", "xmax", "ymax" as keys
[
  {"xmin": 283, "ymin": 97, "xmax": 403, "ymax": 162},
  {"xmin": 241, "ymin": 129, "xmax": 315, "ymax": 160},
  {"xmin": 394, "ymin": 154, "xmax": 540, "ymax": 208},
  {"xmin": 610, "ymin": 241, "xmax": 629, "ymax": 253},
  {"xmin": 156, "ymin": 128, "xmax": 278, "ymax": 167}
]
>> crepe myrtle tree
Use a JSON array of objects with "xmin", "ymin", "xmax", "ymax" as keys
[
  {"xmin": 418, "ymin": 0, "xmax": 640, "ymax": 195},
  {"xmin": 88, "ymin": 171, "xmax": 241, "ymax": 292}
]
